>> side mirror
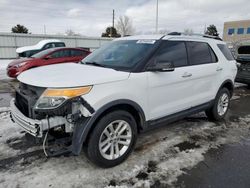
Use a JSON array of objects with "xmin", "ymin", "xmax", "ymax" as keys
[
  {"xmin": 44, "ymin": 55, "xmax": 52, "ymax": 60},
  {"xmin": 147, "ymin": 61, "xmax": 175, "ymax": 72}
]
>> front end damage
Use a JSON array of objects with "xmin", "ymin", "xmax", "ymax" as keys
[{"xmin": 10, "ymin": 83, "xmax": 94, "ymax": 156}]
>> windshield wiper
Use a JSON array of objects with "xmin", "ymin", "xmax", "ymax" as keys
[{"xmin": 83, "ymin": 61, "xmax": 106, "ymax": 67}]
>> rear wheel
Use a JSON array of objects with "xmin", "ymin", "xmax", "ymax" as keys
[
  {"xmin": 247, "ymin": 84, "xmax": 250, "ymax": 89},
  {"xmin": 86, "ymin": 110, "xmax": 137, "ymax": 168},
  {"xmin": 206, "ymin": 88, "xmax": 230, "ymax": 121}
]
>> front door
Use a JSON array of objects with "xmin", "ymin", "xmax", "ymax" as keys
[{"xmin": 147, "ymin": 40, "xmax": 193, "ymax": 120}]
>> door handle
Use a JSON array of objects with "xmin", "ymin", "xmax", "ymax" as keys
[
  {"xmin": 216, "ymin": 67, "xmax": 223, "ymax": 71},
  {"xmin": 182, "ymin": 72, "xmax": 192, "ymax": 78}
]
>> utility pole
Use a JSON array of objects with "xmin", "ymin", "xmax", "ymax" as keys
[
  {"xmin": 204, "ymin": 24, "xmax": 207, "ymax": 34},
  {"xmin": 112, "ymin": 9, "xmax": 115, "ymax": 28},
  {"xmin": 156, "ymin": 0, "xmax": 159, "ymax": 34},
  {"xmin": 110, "ymin": 9, "xmax": 115, "ymax": 38},
  {"xmin": 44, "ymin": 25, "xmax": 46, "ymax": 35}
]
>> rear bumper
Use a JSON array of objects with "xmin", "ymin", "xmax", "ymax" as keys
[{"xmin": 10, "ymin": 99, "xmax": 67, "ymax": 137}]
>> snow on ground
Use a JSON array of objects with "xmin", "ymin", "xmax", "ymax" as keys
[
  {"xmin": 0, "ymin": 61, "xmax": 249, "ymax": 187},
  {"xmin": 0, "ymin": 105, "xmax": 250, "ymax": 188},
  {"xmin": 0, "ymin": 60, "xmax": 10, "ymax": 70},
  {"xmin": 0, "ymin": 111, "xmax": 25, "ymax": 159},
  {"xmin": 235, "ymin": 82, "xmax": 248, "ymax": 88},
  {"xmin": 0, "ymin": 59, "xmax": 12, "ymax": 80}
]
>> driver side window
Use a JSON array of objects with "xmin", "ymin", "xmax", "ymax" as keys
[
  {"xmin": 43, "ymin": 43, "xmax": 54, "ymax": 50},
  {"xmin": 153, "ymin": 41, "xmax": 188, "ymax": 68}
]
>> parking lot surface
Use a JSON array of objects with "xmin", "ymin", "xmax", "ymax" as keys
[{"xmin": 0, "ymin": 76, "xmax": 250, "ymax": 187}]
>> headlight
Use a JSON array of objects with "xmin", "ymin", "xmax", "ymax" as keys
[
  {"xmin": 15, "ymin": 62, "xmax": 27, "ymax": 68},
  {"xmin": 34, "ymin": 86, "xmax": 92, "ymax": 109}
]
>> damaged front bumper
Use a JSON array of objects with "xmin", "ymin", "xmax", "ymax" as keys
[{"xmin": 10, "ymin": 99, "xmax": 67, "ymax": 137}]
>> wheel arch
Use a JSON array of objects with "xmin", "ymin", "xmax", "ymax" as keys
[
  {"xmin": 219, "ymin": 79, "xmax": 234, "ymax": 97},
  {"xmin": 71, "ymin": 99, "xmax": 146, "ymax": 155}
]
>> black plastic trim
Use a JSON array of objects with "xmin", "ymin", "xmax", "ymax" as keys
[
  {"xmin": 71, "ymin": 99, "xmax": 146, "ymax": 155},
  {"xmin": 218, "ymin": 79, "xmax": 235, "ymax": 97},
  {"xmin": 78, "ymin": 97, "xmax": 95, "ymax": 114},
  {"xmin": 133, "ymin": 35, "xmax": 166, "ymax": 72},
  {"xmin": 146, "ymin": 101, "xmax": 213, "ymax": 129}
]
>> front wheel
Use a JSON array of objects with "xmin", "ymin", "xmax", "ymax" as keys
[
  {"xmin": 86, "ymin": 110, "xmax": 137, "ymax": 168},
  {"xmin": 206, "ymin": 88, "xmax": 230, "ymax": 121}
]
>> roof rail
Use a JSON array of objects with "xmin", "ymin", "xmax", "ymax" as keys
[{"xmin": 167, "ymin": 32, "xmax": 222, "ymax": 41}]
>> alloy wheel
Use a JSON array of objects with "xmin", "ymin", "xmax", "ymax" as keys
[{"xmin": 98, "ymin": 120, "xmax": 132, "ymax": 160}]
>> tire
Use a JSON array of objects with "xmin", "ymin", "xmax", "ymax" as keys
[
  {"xmin": 86, "ymin": 110, "xmax": 137, "ymax": 168},
  {"xmin": 247, "ymin": 84, "xmax": 250, "ymax": 89},
  {"xmin": 205, "ymin": 88, "xmax": 230, "ymax": 121}
]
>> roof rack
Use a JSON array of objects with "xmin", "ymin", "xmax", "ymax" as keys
[{"xmin": 167, "ymin": 32, "xmax": 222, "ymax": 41}]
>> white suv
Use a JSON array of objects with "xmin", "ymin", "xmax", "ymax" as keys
[{"xmin": 10, "ymin": 34, "xmax": 237, "ymax": 167}]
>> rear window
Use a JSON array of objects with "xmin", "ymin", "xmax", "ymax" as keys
[
  {"xmin": 51, "ymin": 50, "xmax": 70, "ymax": 58},
  {"xmin": 71, "ymin": 50, "xmax": 85, "ymax": 57},
  {"xmin": 186, "ymin": 42, "xmax": 217, "ymax": 65},
  {"xmin": 55, "ymin": 42, "xmax": 65, "ymax": 47},
  {"xmin": 238, "ymin": 46, "xmax": 250, "ymax": 55},
  {"xmin": 217, "ymin": 44, "xmax": 235, "ymax": 61}
]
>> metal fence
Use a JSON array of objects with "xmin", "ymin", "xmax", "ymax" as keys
[{"xmin": 0, "ymin": 32, "xmax": 112, "ymax": 59}]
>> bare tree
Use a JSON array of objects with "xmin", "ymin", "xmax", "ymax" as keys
[
  {"xmin": 158, "ymin": 29, "xmax": 171, "ymax": 35},
  {"xmin": 65, "ymin": 29, "xmax": 81, "ymax": 36},
  {"xmin": 183, "ymin": 28, "xmax": 194, "ymax": 35},
  {"xmin": 116, "ymin": 16, "xmax": 135, "ymax": 37}
]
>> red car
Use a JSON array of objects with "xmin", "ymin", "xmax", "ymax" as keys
[{"xmin": 7, "ymin": 47, "xmax": 91, "ymax": 78}]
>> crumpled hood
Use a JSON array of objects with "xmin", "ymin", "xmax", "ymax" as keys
[{"xmin": 17, "ymin": 63, "xmax": 130, "ymax": 88}]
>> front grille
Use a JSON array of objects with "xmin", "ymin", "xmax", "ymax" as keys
[
  {"xmin": 15, "ymin": 83, "xmax": 46, "ymax": 118},
  {"xmin": 15, "ymin": 92, "xmax": 30, "ymax": 117}
]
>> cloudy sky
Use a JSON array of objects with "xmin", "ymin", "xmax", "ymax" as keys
[{"xmin": 0, "ymin": 0, "xmax": 249, "ymax": 37}]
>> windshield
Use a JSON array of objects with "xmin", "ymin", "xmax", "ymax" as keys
[
  {"xmin": 31, "ymin": 48, "xmax": 55, "ymax": 58},
  {"xmin": 81, "ymin": 39, "xmax": 157, "ymax": 71}
]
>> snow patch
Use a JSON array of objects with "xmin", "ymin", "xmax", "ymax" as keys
[
  {"xmin": 0, "ymin": 107, "xmax": 10, "ymax": 113},
  {"xmin": 0, "ymin": 59, "xmax": 12, "ymax": 80},
  {"xmin": 0, "ymin": 113, "xmax": 250, "ymax": 187}
]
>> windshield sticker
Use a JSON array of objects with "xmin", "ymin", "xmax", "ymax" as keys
[{"xmin": 136, "ymin": 39, "xmax": 156, "ymax": 44}]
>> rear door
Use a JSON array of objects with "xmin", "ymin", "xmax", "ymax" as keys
[
  {"xmin": 70, "ymin": 49, "xmax": 89, "ymax": 62},
  {"xmin": 46, "ymin": 49, "xmax": 72, "ymax": 65},
  {"xmin": 184, "ymin": 41, "xmax": 219, "ymax": 106}
]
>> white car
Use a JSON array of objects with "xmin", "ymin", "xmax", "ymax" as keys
[
  {"xmin": 10, "ymin": 34, "xmax": 237, "ymax": 167},
  {"xmin": 16, "ymin": 39, "xmax": 65, "ymax": 57}
]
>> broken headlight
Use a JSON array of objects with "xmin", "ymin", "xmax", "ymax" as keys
[{"xmin": 34, "ymin": 86, "xmax": 92, "ymax": 109}]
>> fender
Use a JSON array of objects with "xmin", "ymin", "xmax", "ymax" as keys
[
  {"xmin": 218, "ymin": 79, "xmax": 234, "ymax": 97},
  {"xmin": 70, "ymin": 99, "xmax": 146, "ymax": 155}
]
